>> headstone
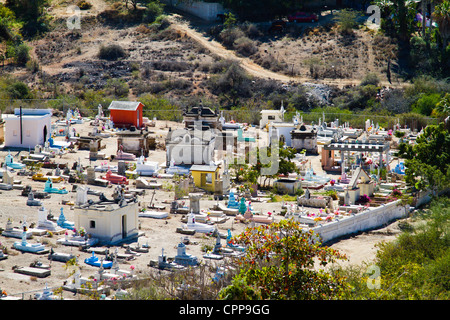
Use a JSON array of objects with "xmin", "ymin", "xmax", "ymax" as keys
[
  {"xmin": 76, "ymin": 186, "xmax": 88, "ymax": 205},
  {"xmin": 86, "ymin": 167, "xmax": 96, "ymax": 183},
  {"xmin": 118, "ymin": 161, "xmax": 126, "ymax": 176},
  {"xmin": 189, "ymin": 193, "xmax": 202, "ymax": 214},
  {"xmin": 3, "ymin": 170, "xmax": 13, "ymax": 185},
  {"xmin": 238, "ymin": 197, "xmax": 247, "ymax": 215}
]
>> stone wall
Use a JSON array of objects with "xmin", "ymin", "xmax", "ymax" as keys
[{"xmin": 312, "ymin": 200, "xmax": 409, "ymax": 243}]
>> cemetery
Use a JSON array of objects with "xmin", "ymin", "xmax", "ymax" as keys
[{"xmin": 0, "ymin": 105, "xmax": 425, "ymax": 300}]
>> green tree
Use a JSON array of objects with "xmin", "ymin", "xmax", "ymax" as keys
[
  {"xmin": 375, "ymin": 0, "xmax": 416, "ymax": 44},
  {"xmin": 397, "ymin": 122, "xmax": 450, "ymax": 195},
  {"xmin": 5, "ymin": 0, "xmax": 49, "ymax": 36},
  {"xmin": 145, "ymin": 0, "xmax": 164, "ymax": 23},
  {"xmin": 5, "ymin": 79, "xmax": 32, "ymax": 99},
  {"xmin": 433, "ymin": 0, "xmax": 450, "ymax": 50},
  {"xmin": 435, "ymin": 92, "xmax": 450, "ymax": 115},
  {"xmin": 333, "ymin": 9, "xmax": 361, "ymax": 34},
  {"xmin": 106, "ymin": 78, "xmax": 129, "ymax": 98},
  {"xmin": 220, "ymin": 220, "xmax": 348, "ymax": 300},
  {"xmin": 412, "ymin": 93, "xmax": 442, "ymax": 116},
  {"xmin": 0, "ymin": 4, "xmax": 22, "ymax": 42},
  {"xmin": 13, "ymin": 42, "xmax": 29, "ymax": 66}
]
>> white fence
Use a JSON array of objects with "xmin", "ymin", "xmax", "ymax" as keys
[
  {"xmin": 312, "ymin": 200, "xmax": 409, "ymax": 244},
  {"xmin": 162, "ymin": 0, "xmax": 224, "ymax": 21}
]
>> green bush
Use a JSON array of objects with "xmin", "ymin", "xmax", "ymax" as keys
[
  {"xmin": 98, "ymin": 44, "xmax": 127, "ymax": 60},
  {"xmin": 333, "ymin": 197, "xmax": 450, "ymax": 300},
  {"xmin": 412, "ymin": 93, "xmax": 442, "ymax": 116},
  {"xmin": 333, "ymin": 9, "xmax": 361, "ymax": 34},
  {"xmin": 360, "ymin": 73, "xmax": 380, "ymax": 87},
  {"xmin": 76, "ymin": 0, "xmax": 92, "ymax": 10},
  {"xmin": 144, "ymin": 0, "xmax": 164, "ymax": 23},
  {"xmin": 14, "ymin": 43, "xmax": 30, "ymax": 66}
]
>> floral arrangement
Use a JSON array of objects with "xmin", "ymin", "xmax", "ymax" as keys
[
  {"xmin": 391, "ymin": 188, "xmax": 402, "ymax": 198},
  {"xmin": 359, "ymin": 194, "xmax": 371, "ymax": 203}
]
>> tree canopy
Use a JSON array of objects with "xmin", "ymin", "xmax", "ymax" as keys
[
  {"xmin": 219, "ymin": 220, "xmax": 348, "ymax": 299},
  {"xmin": 397, "ymin": 122, "xmax": 450, "ymax": 194}
]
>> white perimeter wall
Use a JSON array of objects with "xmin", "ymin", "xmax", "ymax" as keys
[
  {"xmin": 162, "ymin": 1, "xmax": 224, "ymax": 21},
  {"xmin": 312, "ymin": 200, "xmax": 409, "ymax": 243}
]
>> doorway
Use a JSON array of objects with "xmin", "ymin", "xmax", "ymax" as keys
[
  {"xmin": 121, "ymin": 215, "xmax": 127, "ymax": 239},
  {"xmin": 43, "ymin": 125, "xmax": 48, "ymax": 143}
]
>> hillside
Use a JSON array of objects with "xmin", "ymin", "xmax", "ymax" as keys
[{"xmin": 1, "ymin": 0, "xmax": 406, "ymax": 105}]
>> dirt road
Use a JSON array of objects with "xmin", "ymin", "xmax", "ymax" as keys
[{"xmin": 167, "ymin": 14, "xmax": 403, "ymax": 89}]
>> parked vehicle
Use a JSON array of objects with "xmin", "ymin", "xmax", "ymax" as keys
[
  {"xmin": 287, "ymin": 12, "xmax": 318, "ymax": 23},
  {"xmin": 269, "ymin": 19, "xmax": 287, "ymax": 33}
]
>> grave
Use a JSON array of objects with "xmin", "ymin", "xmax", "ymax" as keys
[
  {"xmin": 297, "ymin": 188, "xmax": 334, "ymax": 209},
  {"xmin": 0, "ymin": 245, "xmax": 8, "ymax": 260},
  {"xmin": 48, "ymin": 248, "xmax": 75, "ymax": 262},
  {"xmin": 86, "ymin": 167, "xmax": 109, "ymax": 187},
  {"xmin": 13, "ymin": 220, "xmax": 48, "ymax": 254},
  {"xmin": 139, "ymin": 209, "xmax": 168, "ymax": 219},
  {"xmin": 149, "ymin": 248, "xmax": 184, "ymax": 271},
  {"xmin": 34, "ymin": 284, "xmax": 56, "ymax": 300},
  {"xmin": 56, "ymin": 207, "xmax": 75, "ymax": 230},
  {"xmin": 56, "ymin": 229, "xmax": 98, "ymax": 247},
  {"xmin": 227, "ymin": 190, "xmax": 239, "ymax": 209},
  {"xmin": 135, "ymin": 177, "xmax": 162, "ymax": 189},
  {"xmin": 135, "ymin": 156, "xmax": 160, "ymax": 176},
  {"xmin": 2, "ymin": 218, "xmax": 33, "ymax": 239},
  {"xmin": 4, "ymin": 151, "xmax": 25, "ymax": 169},
  {"xmin": 84, "ymin": 251, "xmax": 113, "ymax": 268},
  {"xmin": 116, "ymin": 147, "xmax": 136, "ymax": 161},
  {"xmin": 102, "ymin": 170, "xmax": 128, "ymax": 185},
  {"xmin": 14, "ymin": 267, "xmax": 51, "ymax": 278},
  {"xmin": 174, "ymin": 239, "xmax": 199, "ymax": 267},
  {"xmin": 189, "ymin": 193, "xmax": 202, "ymax": 214},
  {"xmin": 44, "ymin": 177, "xmax": 68, "ymax": 194},
  {"xmin": 26, "ymin": 191, "xmax": 42, "ymax": 207},
  {"xmin": 226, "ymin": 229, "xmax": 245, "ymax": 252},
  {"xmin": 0, "ymin": 169, "xmax": 13, "ymax": 190},
  {"xmin": 203, "ymin": 231, "xmax": 225, "ymax": 260},
  {"xmin": 33, "ymin": 207, "xmax": 65, "ymax": 235},
  {"xmin": 180, "ymin": 210, "xmax": 215, "ymax": 234}
]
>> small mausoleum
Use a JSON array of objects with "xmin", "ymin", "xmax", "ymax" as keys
[
  {"xmin": 3, "ymin": 108, "xmax": 52, "ymax": 149},
  {"xmin": 74, "ymin": 188, "xmax": 140, "ymax": 245},
  {"xmin": 190, "ymin": 164, "xmax": 220, "ymax": 193},
  {"xmin": 165, "ymin": 128, "xmax": 215, "ymax": 167},
  {"xmin": 183, "ymin": 105, "xmax": 220, "ymax": 130},
  {"xmin": 290, "ymin": 124, "xmax": 318, "ymax": 154},
  {"xmin": 108, "ymin": 101, "xmax": 144, "ymax": 129}
]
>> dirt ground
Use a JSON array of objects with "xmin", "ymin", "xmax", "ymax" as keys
[{"xmin": 0, "ymin": 116, "xmax": 403, "ymax": 300}]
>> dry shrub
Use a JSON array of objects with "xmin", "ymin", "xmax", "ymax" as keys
[
  {"xmin": 233, "ymin": 36, "xmax": 258, "ymax": 57},
  {"xmin": 136, "ymin": 24, "xmax": 152, "ymax": 34},
  {"xmin": 98, "ymin": 44, "xmax": 127, "ymax": 60},
  {"xmin": 219, "ymin": 27, "xmax": 245, "ymax": 47},
  {"xmin": 253, "ymin": 53, "xmax": 288, "ymax": 73}
]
